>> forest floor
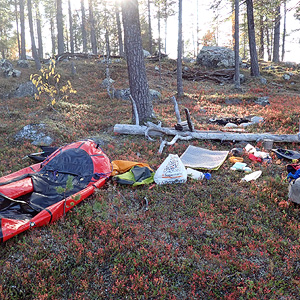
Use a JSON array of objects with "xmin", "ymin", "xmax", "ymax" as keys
[{"xmin": 1, "ymin": 57, "xmax": 300, "ymax": 299}]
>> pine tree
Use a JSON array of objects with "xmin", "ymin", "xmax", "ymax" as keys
[{"xmin": 121, "ymin": 0, "xmax": 153, "ymax": 124}]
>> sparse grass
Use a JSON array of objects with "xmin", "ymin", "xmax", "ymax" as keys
[{"xmin": 1, "ymin": 58, "xmax": 300, "ymax": 299}]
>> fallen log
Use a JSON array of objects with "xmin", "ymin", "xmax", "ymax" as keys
[
  {"xmin": 114, "ymin": 123, "xmax": 300, "ymax": 143},
  {"xmin": 55, "ymin": 52, "xmax": 123, "ymax": 62}
]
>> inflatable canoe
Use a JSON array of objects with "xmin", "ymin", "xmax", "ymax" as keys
[{"xmin": 0, "ymin": 140, "xmax": 112, "ymax": 243}]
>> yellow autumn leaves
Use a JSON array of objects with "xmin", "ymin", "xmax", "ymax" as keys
[{"xmin": 30, "ymin": 59, "xmax": 77, "ymax": 107}]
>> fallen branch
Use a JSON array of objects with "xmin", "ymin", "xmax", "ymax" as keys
[
  {"xmin": 182, "ymin": 68, "xmax": 235, "ymax": 83},
  {"xmin": 159, "ymin": 134, "xmax": 193, "ymax": 154},
  {"xmin": 129, "ymin": 95, "xmax": 139, "ymax": 126}
]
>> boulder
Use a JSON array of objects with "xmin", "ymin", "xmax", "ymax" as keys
[
  {"xmin": 9, "ymin": 81, "xmax": 38, "ymax": 98},
  {"xmin": 255, "ymin": 96, "xmax": 270, "ymax": 106},
  {"xmin": 0, "ymin": 59, "xmax": 13, "ymax": 70},
  {"xmin": 101, "ymin": 78, "xmax": 115, "ymax": 88},
  {"xmin": 17, "ymin": 60, "xmax": 29, "ymax": 68},
  {"xmin": 14, "ymin": 124, "xmax": 54, "ymax": 146},
  {"xmin": 114, "ymin": 88, "xmax": 161, "ymax": 101},
  {"xmin": 1, "ymin": 59, "xmax": 22, "ymax": 78},
  {"xmin": 196, "ymin": 46, "xmax": 241, "ymax": 68},
  {"xmin": 143, "ymin": 50, "xmax": 151, "ymax": 57},
  {"xmin": 114, "ymin": 88, "xmax": 131, "ymax": 100},
  {"xmin": 149, "ymin": 89, "xmax": 161, "ymax": 100}
]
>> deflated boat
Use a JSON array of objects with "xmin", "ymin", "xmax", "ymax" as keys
[{"xmin": 0, "ymin": 140, "xmax": 112, "ymax": 243}]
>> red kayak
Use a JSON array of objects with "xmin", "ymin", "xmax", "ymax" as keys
[{"xmin": 0, "ymin": 140, "xmax": 112, "ymax": 243}]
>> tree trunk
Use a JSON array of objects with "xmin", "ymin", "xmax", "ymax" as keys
[
  {"xmin": 258, "ymin": 15, "xmax": 264, "ymax": 59},
  {"xmin": 14, "ymin": 0, "xmax": 21, "ymax": 58},
  {"xmin": 266, "ymin": 18, "xmax": 272, "ymax": 61},
  {"xmin": 35, "ymin": 2, "xmax": 43, "ymax": 59},
  {"xmin": 196, "ymin": 0, "xmax": 199, "ymax": 54},
  {"xmin": 81, "ymin": 0, "xmax": 87, "ymax": 53},
  {"xmin": 20, "ymin": 0, "xmax": 26, "ymax": 60},
  {"xmin": 158, "ymin": 2, "xmax": 162, "ymax": 81},
  {"xmin": 89, "ymin": 0, "xmax": 97, "ymax": 54},
  {"xmin": 68, "ymin": 0, "xmax": 74, "ymax": 54},
  {"xmin": 147, "ymin": 0, "xmax": 153, "ymax": 54},
  {"xmin": 273, "ymin": 5, "xmax": 280, "ymax": 62},
  {"xmin": 121, "ymin": 0, "xmax": 153, "ymax": 125},
  {"xmin": 163, "ymin": 1, "xmax": 168, "ymax": 54},
  {"xmin": 177, "ymin": 0, "xmax": 183, "ymax": 97},
  {"xmin": 234, "ymin": 0, "xmax": 240, "ymax": 89},
  {"xmin": 246, "ymin": 0, "xmax": 260, "ymax": 77},
  {"xmin": 27, "ymin": 0, "xmax": 41, "ymax": 69},
  {"xmin": 115, "ymin": 0, "xmax": 124, "ymax": 57},
  {"xmin": 56, "ymin": 0, "xmax": 64, "ymax": 55},
  {"xmin": 281, "ymin": 0, "xmax": 286, "ymax": 61},
  {"xmin": 50, "ymin": 17, "xmax": 56, "ymax": 56}
]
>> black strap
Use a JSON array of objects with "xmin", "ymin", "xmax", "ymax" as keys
[
  {"xmin": 0, "ymin": 192, "xmax": 38, "ymax": 212},
  {"xmin": 0, "ymin": 219, "xmax": 3, "ymax": 243}
]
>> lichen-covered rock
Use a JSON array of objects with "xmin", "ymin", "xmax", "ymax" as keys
[
  {"xmin": 9, "ymin": 81, "xmax": 38, "ymax": 98},
  {"xmin": 14, "ymin": 124, "xmax": 54, "ymax": 146},
  {"xmin": 196, "ymin": 46, "xmax": 241, "ymax": 68}
]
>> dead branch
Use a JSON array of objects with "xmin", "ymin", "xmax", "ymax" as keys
[
  {"xmin": 129, "ymin": 95, "xmax": 139, "ymax": 126},
  {"xmin": 172, "ymin": 96, "xmax": 182, "ymax": 123},
  {"xmin": 182, "ymin": 68, "xmax": 235, "ymax": 83},
  {"xmin": 159, "ymin": 134, "xmax": 193, "ymax": 154}
]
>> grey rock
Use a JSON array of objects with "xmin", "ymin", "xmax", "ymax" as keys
[
  {"xmin": 251, "ymin": 116, "xmax": 264, "ymax": 124},
  {"xmin": 15, "ymin": 124, "xmax": 53, "ymax": 146},
  {"xmin": 143, "ymin": 49, "xmax": 151, "ymax": 57},
  {"xmin": 0, "ymin": 59, "xmax": 13, "ymax": 70},
  {"xmin": 12, "ymin": 69, "xmax": 21, "ymax": 77},
  {"xmin": 114, "ymin": 88, "xmax": 131, "ymax": 100},
  {"xmin": 225, "ymin": 98, "xmax": 241, "ymax": 105},
  {"xmin": 263, "ymin": 65, "xmax": 275, "ymax": 70},
  {"xmin": 241, "ymin": 62, "xmax": 249, "ymax": 68},
  {"xmin": 17, "ymin": 60, "xmax": 29, "ymax": 68},
  {"xmin": 101, "ymin": 78, "xmax": 115, "ymax": 88},
  {"xmin": 260, "ymin": 77, "xmax": 267, "ymax": 85},
  {"xmin": 32, "ymin": 136, "xmax": 54, "ymax": 146},
  {"xmin": 9, "ymin": 81, "xmax": 38, "ymax": 98},
  {"xmin": 255, "ymin": 96, "xmax": 270, "ymax": 106},
  {"xmin": 283, "ymin": 74, "xmax": 291, "ymax": 80},
  {"xmin": 114, "ymin": 88, "xmax": 161, "ymax": 101},
  {"xmin": 149, "ymin": 89, "xmax": 161, "ymax": 100},
  {"xmin": 196, "ymin": 46, "xmax": 241, "ymax": 68},
  {"xmin": 239, "ymin": 73, "xmax": 245, "ymax": 84}
]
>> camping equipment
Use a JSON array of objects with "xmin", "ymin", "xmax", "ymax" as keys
[
  {"xmin": 26, "ymin": 146, "xmax": 58, "ymax": 162},
  {"xmin": 186, "ymin": 168, "xmax": 211, "ymax": 180},
  {"xmin": 272, "ymin": 148, "xmax": 300, "ymax": 160},
  {"xmin": 288, "ymin": 178, "xmax": 300, "ymax": 204},
  {"xmin": 154, "ymin": 154, "xmax": 187, "ymax": 184},
  {"xmin": 241, "ymin": 170, "xmax": 262, "ymax": 182},
  {"xmin": 0, "ymin": 140, "xmax": 112, "ymax": 243},
  {"xmin": 111, "ymin": 160, "xmax": 153, "ymax": 176},
  {"xmin": 180, "ymin": 145, "xmax": 229, "ymax": 170},
  {"xmin": 113, "ymin": 165, "xmax": 154, "ymax": 186}
]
